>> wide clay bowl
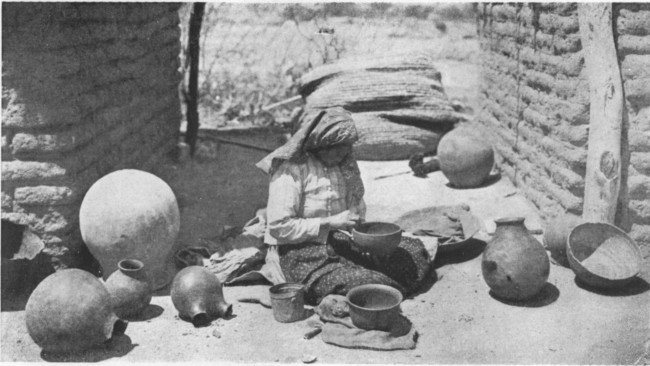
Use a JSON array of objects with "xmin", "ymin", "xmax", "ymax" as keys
[
  {"xmin": 352, "ymin": 222, "xmax": 402, "ymax": 257},
  {"xmin": 346, "ymin": 284, "xmax": 402, "ymax": 331},
  {"xmin": 567, "ymin": 222, "xmax": 642, "ymax": 289}
]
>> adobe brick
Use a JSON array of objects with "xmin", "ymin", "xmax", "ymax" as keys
[{"xmin": 13, "ymin": 186, "xmax": 77, "ymax": 207}]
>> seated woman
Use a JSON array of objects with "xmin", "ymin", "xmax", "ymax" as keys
[{"xmin": 256, "ymin": 107, "xmax": 430, "ymax": 305}]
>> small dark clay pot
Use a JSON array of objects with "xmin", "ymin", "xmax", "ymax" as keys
[
  {"xmin": 105, "ymin": 259, "xmax": 153, "ymax": 319},
  {"xmin": 170, "ymin": 266, "xmax": 232, "ymax": 327},
  {"xmin": 482, "ymin": 217, "xmax": 550, "ymax": 301},
  {"xmin": 25, "ymin": 269, "xmax": 126, "ymax": 353}
]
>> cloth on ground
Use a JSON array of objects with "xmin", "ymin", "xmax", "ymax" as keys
[
  {"xmin": 174, "ymin": 209, "xmax": 284, "ymax": 285},
  {"xmin": 395, "ymin": 204, "xmax": 481, "ymax": 245},
  {"xmin": 315, "ymin": 295, "xmax": 417, "ymax": 350}
]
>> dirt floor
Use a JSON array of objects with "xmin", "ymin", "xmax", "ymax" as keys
[
  {"xmin": 1, "ymin": 154, "xmax": 649, "ymax": 364},
  {"xmin": 2, "ymin": 57, "xmax": 648, "ymax": 364}
]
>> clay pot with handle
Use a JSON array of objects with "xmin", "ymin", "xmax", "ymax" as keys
[
  {"xmin": 171, "ymin": 266, "xmax": 232, "ymax": 327},
  {"xmin": 482, "ymin": 217, "xmax": 550, "ymax": 301},
  {"xmin": 105, "ymin": 259, "xmax": 153, "ymax": 319},
  {"xmin": 25, "ymin": 269, "xmax": 127, "ymax": 353}
]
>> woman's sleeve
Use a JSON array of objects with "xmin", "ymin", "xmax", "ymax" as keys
[{"xmin": 266, "ymin": 162, "xmax": 322, "ymax": 244}]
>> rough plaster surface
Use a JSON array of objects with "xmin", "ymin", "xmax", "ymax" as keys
[
  {"xmin": 1, "ymin": 157, "xmax": 648, "ymax": 364},
  {"xmin": 477, "ymin": 3, "xmax": 650, "ymax": 259},
  {"xmin": 1, "ymin": 3, "xmax": 182, "ymax": 269}
]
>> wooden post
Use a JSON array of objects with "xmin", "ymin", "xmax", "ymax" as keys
[
  {"xmin": 185, "ymin": 3, "xmax": 206, "ymax": 157},
  {"xmin": 578, "ymin": 3, "xmax": 624, "ymax": 224}
]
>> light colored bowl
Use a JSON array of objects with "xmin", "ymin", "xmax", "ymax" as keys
[
  {"xmin": 346, "ymin": 284, "xmax": 402, "ymax": 331},
  {"xmin": 351, "ymin": 222, "xmax": 402, "ymax": 257},
  {"xmin": 567, "ymin": 222, "xmax": 642, "ymax": 289}
]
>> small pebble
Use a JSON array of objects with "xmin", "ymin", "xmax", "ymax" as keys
[
  {"xmin": 212, "ymin": 330, "xmax": 222, "ymax": 339},
  {"xmin": 302, "ymin": 354, "xmax": 317, "ymax": 363}
]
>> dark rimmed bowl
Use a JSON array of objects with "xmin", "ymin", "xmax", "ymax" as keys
[
  {"xmin": 351, "ymin": 222, "xmax": 402, "ymax": 257},
  {"xmin": 346, "ymin": 284, "xmax": 402, "ymax": 331}
]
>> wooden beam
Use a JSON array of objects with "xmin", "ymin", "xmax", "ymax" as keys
[
  {"xmin": 578, "ymin": 3, "xmax": 624, "ymax": 224},
  {"xmin": 184, "ymin": 3, "xmax": 206, "ymax": 157}
]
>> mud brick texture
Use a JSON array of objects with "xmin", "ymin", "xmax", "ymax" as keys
[
  {"xmin": 477, "ymin": 3, "xmax": 650, "ymax": 258},
  {"xmin": 1, "ymin": 3, "xmax": 183, "ymax": 270}
]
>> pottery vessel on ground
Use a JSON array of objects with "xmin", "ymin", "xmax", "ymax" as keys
[
  {"xmin": 25, "ymin": 269, "xmax": 126, "ymax": 353},
  {"xmin": 105, "ymin": 259, "xmax": 153, "ymax": 319},
  {"xmin": 346, "ymin": 284, "xmax": 402, "ymax": 331},
  {"xmin": 437, "ymin": 127, "xmax": 495, "ymax": 188},
  {"xmin": 79, "ymin": 169, "xmax": 180, "ymax": 290},
  {"xmin": 170, "ymin": 266, "xmax": 232, "ymax": 327},
  {"xmin": 543, "ymin": 213, "xmax": 583, "ymax": 265},
  {"xmin": 567, "ymin": 222, "xmax": 642, "ymax": 289},
  {"xmin": 482, "ymin": 217, "xmax": 550, "ymax": 301}
]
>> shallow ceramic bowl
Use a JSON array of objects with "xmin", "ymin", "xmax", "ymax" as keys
[
  {"xmin": 567, "ymin": 222, "xmax": 642, "ymax": 289},
  {"xmin": 346, "ymin": 284, "xmax": 402, "ymax": 331},
  {"xmin": 351, "ymin": 222, "xmax": 402, "ymax": 257}
]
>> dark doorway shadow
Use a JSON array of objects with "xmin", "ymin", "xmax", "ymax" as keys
[
  {"xmin": 574, "ymin": 276, "xmax": 650, "ymax": 297},
  {"xmin": 123, "ymin": 304, "xmax": 164, "ymax": 322},
  {"xmin": 445, "ymin": 173, "xmax": 502, "ymax": 189},
  {"xmin": 432, "ymin": 239, "xmax": 487, "ymax": 269},
  {"xmin": 40, "ymin": 333, "xmax": 135, "ymax": 363},
  {"xmin": 489, "ymin": 283, "xmax": 560, "ymax": 308},
  {"xmin": 1, "ymin": 287, "xmax": 31, "ymax": 312}
]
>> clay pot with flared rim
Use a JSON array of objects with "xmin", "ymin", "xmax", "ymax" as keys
[
  {"xmin": 170, "ymin": 266, "xmax": 232, "ymax": 327},
  {"xmin": 25, "ymin": 269, "xmax": 127, "ymax": 353},
  {"xmin": 105, "ymin": 259, "xmax": 153, "ymax": 319},
  {"xmin": 482, "ymin": 217, "xmax": 550, "ymax": 301},
  {"xmin": 437, "ymin": 127, "xmax": 495, "ymax": 188},
  {"xmin": 79, "ymin": 169, "xmax": 180, "ymax": 290}
]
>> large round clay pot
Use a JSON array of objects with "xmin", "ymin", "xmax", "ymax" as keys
[
  {"xmin": 105, "ymin": 259, "xmax": 153, "ymax": 319},
  {"xmin": 170, "ymin": 266, "xmax": 232, "ymax": 327},
  {"xmin": 79, "ymin": 169, "xmax": 180, "ymax": 290},
  {"xmin": 543, "ymin": 213, "xmax": 583, "ymax": 266},
  {"xmin": 25, "ymin": 269, "xmax": 127, "ymax": 353},
  {"xmin": 482, "ymin": 217, "xmax": 550, "ymax": 301},
  {"xmin": 437, "ymin": 127, "xmax": 495, "ymax": 188}
]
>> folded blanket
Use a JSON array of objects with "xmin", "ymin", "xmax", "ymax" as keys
[
  {"xmin": 314, "ymin": 294, "xmax": 417, "ymax": 350},
  {"xmin": 320, "ymin": 314, "xmax": 417, "ymax": 351}
]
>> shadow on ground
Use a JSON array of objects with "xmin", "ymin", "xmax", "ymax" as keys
[
  {"xmin": 488, "ymin": 283, "xmax": 560, "ymax": 308},
  {"xmin": 40, "ymin": 333, "xmax": 135, "ymax": 363},
  {"xmin": 432, "ymin": 239, "xmax": 487, "ymax": 269},
  {"xmin": 445, "ymin": 173, "xmax": 502, "ymax": 190},
  {"xmin": 574, "ymin": 277, "xmax": 650, "ymax": 297},
  {"xmin": 124, "ymin": 305, "xmax": 165, "ymax": 322}
]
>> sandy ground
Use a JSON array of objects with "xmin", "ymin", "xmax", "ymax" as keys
[
  {"xmin": 1, "ymin": 157, "xmax": 649, "ymax": 364},
  {"xmin": 2, "ymin": 58, "xmax": 648, "ymax": 364}
]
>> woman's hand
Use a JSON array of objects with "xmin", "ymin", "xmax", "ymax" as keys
[{"xmin": 322, "ymin": 210, "xmax": 360, "ymax": 230}]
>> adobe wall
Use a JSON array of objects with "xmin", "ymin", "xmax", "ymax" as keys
[
  {"xmin": 1, "ymin": 3, "xmax": 183, "ymax": 270},
  {"xmin": 476, "ymin": 3, "xmax": 650, "ymax": 256}
]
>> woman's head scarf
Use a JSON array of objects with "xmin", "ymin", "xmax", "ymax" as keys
[{"xmin": 256, "ymin": 107, "xmax": 364, "ymax": 207}]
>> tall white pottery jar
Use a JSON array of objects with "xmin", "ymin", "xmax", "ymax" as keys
[{"xmin": 79, "ymin": 169, "xmax": 180, "ymax": 290}]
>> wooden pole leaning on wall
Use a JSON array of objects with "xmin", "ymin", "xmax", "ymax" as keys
[
  {"xmin": 578, "ymin": 3, "xmax": 625, "ymax": 224},
  {"xmin": 185, "ymin": 3, "xmax": 206, "ymax": 157}
]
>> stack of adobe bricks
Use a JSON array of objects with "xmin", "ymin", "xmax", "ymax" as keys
[
  {"xmin": 477, "ymin": 3, "xmax": 650, "ymax": 256},
  {"xmin": 1, "ymin": 3, "xmax": 183, "ymax": 270}
]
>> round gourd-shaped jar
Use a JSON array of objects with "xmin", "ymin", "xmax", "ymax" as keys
[
  {"xmin": 79, "ymin": 169, "xmax": 180, "ymax": 290},
  {"xmin": 437, "ymin": 127, "xmax": 495, "ymax": 188},
  {"xmin": 25, "ymin": 269, "xmax": 126, "ymax": 353},
  {"xmin": 171, "ymin": 266, "xmax": 232, "ymax": 327},
  {"xmin": 482, "ymin": 217, "xmax": 550, "ymax": 301},
  {"xmin": 105, "ymin": 259, "xmax": 153, "ymax": 319}
]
